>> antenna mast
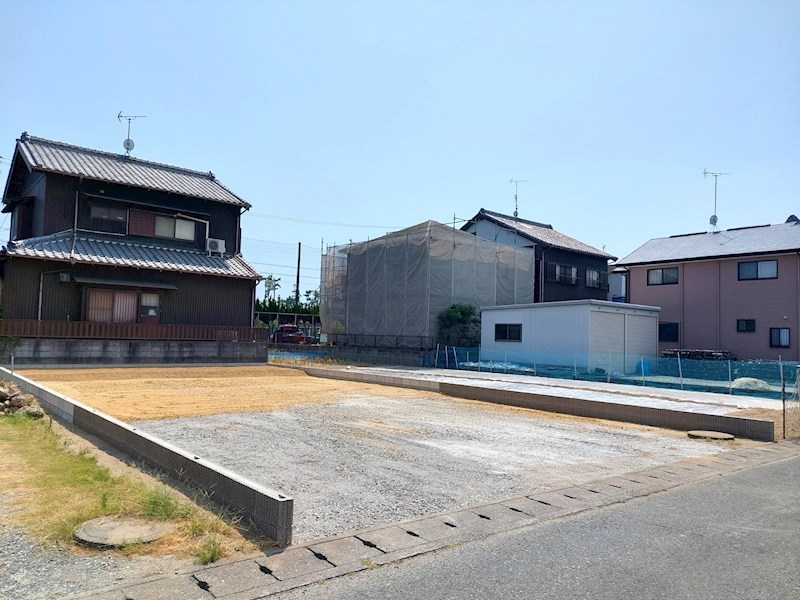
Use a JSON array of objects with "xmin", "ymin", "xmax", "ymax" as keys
[
  {"xmin": 117, "ymin": 111, "xmax": 146, "ymax": 155},
  {"xmin": 509, "ymin": 179, "xmax": 527, "ymax": 218},
  {"xmin": 703, "ymin": 169, "xmax": 729, "ymax": 232}
]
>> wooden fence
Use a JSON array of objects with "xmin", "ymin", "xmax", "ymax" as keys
[{"xmin": 0, "ymin": 319, "xmax": 270, "ymax": 342}]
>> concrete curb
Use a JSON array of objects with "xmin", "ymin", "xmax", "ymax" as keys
[
  {"xmin": 1, "ymin": 368, "xmax": 294, "ymax": 546},
  {"xmin": 287, "ymin": 365, "xmax": 776, "ymax": 442},
  {"xmin": 72, "ymin": 441, "xmax": 800, "ymax": 600}
]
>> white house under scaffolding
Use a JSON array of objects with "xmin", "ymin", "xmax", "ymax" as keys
[{"xmin": 320, "ymin": 221, "xmax": 536, "ymax": 346}]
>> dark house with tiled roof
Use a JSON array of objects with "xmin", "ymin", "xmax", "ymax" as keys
[
  {"xmin": 617, "ymin": 217, "xmax": 800, "ymax": 360},
  {"xmin": 461, "ymin": 208, "xmax": 616, "ymax": 303},
  {"xmin": 0, "ymin": 133, "xmax": 262, "ymax": 334}
]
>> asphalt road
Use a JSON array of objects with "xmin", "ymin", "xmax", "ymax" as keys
[{"xmin": 275, "ymin": 452, "xmax": 800, "ymax": 600}]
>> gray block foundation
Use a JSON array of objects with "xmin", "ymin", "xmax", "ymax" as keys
[
  {"xmin": 2, "ymin": 368, "xmax": 293, "ymax": 545},
  {"xmin": 294, "ymin": 366, "xmax": 776, "ymax": 442},
  {"xmin": 2, "ymin": 339, "xmax": 268, "ymax": 365}
]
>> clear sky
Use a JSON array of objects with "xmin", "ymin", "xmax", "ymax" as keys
[{"xmin": 2, "ymin": 1, "xmax": 798, "ymax": 300}]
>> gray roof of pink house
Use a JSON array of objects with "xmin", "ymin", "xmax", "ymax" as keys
[
  {"xmin": 11, "ymin": 133, "xmax": 250, "ymax": 208},
  {"xmin": 617, "ymin": 217, "xmax": 800, "ymax": 266}
]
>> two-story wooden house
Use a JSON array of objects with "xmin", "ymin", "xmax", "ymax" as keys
[
  {"xmin": 0, "ymin": 133, "xmax": 262, "ymax": 335},
  {"xmin": 461, "ymin": 208, "xmax": 616, "ymax": 303}
]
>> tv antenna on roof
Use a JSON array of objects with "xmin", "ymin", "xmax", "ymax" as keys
[
  {"xmin": 703, "ymin": 169, "xmax": 729, "ymax": 232},
  {"xmin": 117, "ymin": 111, "xmax": 146, "ymax": 155},
  {"xmin": 509, "ymin": 179, "xmax": 527, "ymax": 218}
]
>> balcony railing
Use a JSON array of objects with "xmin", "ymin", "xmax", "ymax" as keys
[{"xmin": 0, "ymin": 319, "xmax": 269, "ymax": 342}]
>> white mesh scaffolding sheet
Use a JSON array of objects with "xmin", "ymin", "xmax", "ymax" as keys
[{"xmin": 320, "ymin": 221, "xmax": 536, "ymax": 346}]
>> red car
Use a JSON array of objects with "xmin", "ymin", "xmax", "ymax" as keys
[{"xmin": 274, "ymin": 324, "xmax": 312, "ymax": 344}]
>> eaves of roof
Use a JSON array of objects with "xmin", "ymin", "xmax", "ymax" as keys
[
  {"xmin": 463, "ymin": 208, "xmax": 616, "ymax": 260},
  {"xmin": 1, "ymin": 231, "xmax": 263, "ymax": 281},
  {"xmin": 616, "ymin": 221, "xmax": 800, "ymax": 267},
  {"xmin": 7, "ymin": 134, "xmax": 250, "ymax": 209},
  {"xmin": 617, "ymin": 247, "xmax": 800, "ymax": 268}
]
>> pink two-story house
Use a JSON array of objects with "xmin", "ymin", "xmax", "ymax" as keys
[{"xmin": 616, "ymin": 216, "xmax": 800, "ymax": 360}]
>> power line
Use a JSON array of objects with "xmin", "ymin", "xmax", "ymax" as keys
[{"xmin": 249, "ymin": 212, "xmax": 402, "ymax": 229}]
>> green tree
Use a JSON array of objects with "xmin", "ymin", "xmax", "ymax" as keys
[{"xmin": 437, "ymin": 303, "xmax": 481, "ymax": 347}]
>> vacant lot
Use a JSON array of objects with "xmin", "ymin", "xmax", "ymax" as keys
[{"xmin": 25, "ymin": 366, "xmax": 730, "ymax": 543}]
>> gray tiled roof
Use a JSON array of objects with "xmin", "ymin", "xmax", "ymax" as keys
[
  {"xmin": 13, "ymin": 134, "xmax": 250, "ymax": 208},
  {"xmin": 466, "ymin": 209, "xmax": 616, "ymax": 260},
  {"xmin": 2, "ymin": 231, "xmax": 262, "ymax": 280},
  {"xmin": 617, "ymin": 219, "xmax": 800, "ymax": 266}
]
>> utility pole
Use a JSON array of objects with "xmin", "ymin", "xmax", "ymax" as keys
[{"xmin": 295, "ymin": 242, "xmax": 301, "ymax": 310}]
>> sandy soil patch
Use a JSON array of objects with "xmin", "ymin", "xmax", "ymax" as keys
[{"xmin": 21, "ymin": 366, "xmax": 440, "ymax": 422}]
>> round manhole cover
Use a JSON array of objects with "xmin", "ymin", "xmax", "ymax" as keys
[
  {"xmin": 687, "ymin": 430, "xmax": 735, "ymax": 441},
  {"xmin": 74, "ymin": 516, "xmax": 174, "ymax": 547}
]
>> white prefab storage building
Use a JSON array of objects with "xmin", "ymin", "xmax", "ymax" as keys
[{"xmin": 480, "ymin": 300, "xmax": 660, "ymax": 374}]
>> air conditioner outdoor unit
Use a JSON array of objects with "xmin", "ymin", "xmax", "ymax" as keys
[{"xmin": 206, "ymin": 238, "xmax": 226, "ymax": 254}]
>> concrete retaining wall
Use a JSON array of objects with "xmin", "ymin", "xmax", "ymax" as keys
[
  {"xmin": 2, "ymin": 368, "xmax": 293, "ymax": 545},
  {"xmin": 295, "ymin": 366, "xmax": 775, "ymax": 442},
  {"xmin": 437, "ymin": 382, "xmax": 775, "ymax": 443},
  {"xmin": 1, "ymin": 339, "xmax": 268, "ymax": 365}
]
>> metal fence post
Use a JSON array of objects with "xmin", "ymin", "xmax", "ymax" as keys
[
  {"xmin": 607, "ymin": 352, "xmax": 611, "ymax": 383},
  {"xmin": 678, "ymin": 352, "xmax": 684, "ymax": 390},
  {"xmin": 640, "ymin": 356, "xmax": 645, "ymax": 386},
  {"xmin": 728, "ymin": 360, "xmax": 733, "ymax": 395},
  {"xmin": 573, "ymin": 355, "xmax": 578, "ymax": 380},
  {"xmin": 434, "ymin": 343, "xmax": 439, "ymax": 368}
]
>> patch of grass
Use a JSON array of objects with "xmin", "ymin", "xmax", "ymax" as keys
[
  {"xmin": 0, "ymin": 414, "xmax": 256, "ymax": 564},
  {"xmin": 198, "ymin": 536, "xmax": 222, "ymax": 564},
  {"xmin": 143, "ymin": 489, "xmax": 190, "ymax": 520}
]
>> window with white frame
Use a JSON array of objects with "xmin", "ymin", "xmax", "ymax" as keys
[{"xmin": 586, "ymin": 269, "xmax": 601, "ymax": 288}]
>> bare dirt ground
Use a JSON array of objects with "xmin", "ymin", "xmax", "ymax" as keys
[{"xmin": 22, "ymin": 365, "xmax": 444, "ymax": 421}]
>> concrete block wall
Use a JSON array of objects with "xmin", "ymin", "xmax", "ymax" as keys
[
  {"xmin": 1, "ymin": 339, "xmax": 268, "ymax": 364},
  {"xmin": 438, "ymin": 383, "xmax": 775, "ymax": 442},
  {"xmin": 295, "ymin": 366, "xmax": 775, "ymax": 442},
  {"xmin": 2, "ymin": 368, "xmax": 294, "ymax": 545}
]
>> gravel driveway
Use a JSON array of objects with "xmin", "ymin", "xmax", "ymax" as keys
[{"xmin": 135, "ymin": 391, "xmax": 725, "ymax": 543}]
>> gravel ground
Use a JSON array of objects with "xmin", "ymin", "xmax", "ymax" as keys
[{"xmin": 135, "ymin": 391, "xmax": 727, "ymax": 543}]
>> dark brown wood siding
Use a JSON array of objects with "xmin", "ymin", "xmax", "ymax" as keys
[
  {"xmin": 10, "ymin": 171, "xmax": 47, "ymax": 240},
  {"xmin": 539, "ymin": 247, "xmax": 610, "ymax": 303},
  {"xmin": 208, "ymin": 202, "xmax": 241, "ymax": 252},
  {"xmin": 43, "ymin": 175, "xmax": 243, "ymax": 251},
  {"xmin": 41, "ymin": 173, "xmax": 77, "ymax": 234},
  {"xmin": 1, "ymin": 257, "xmax": 254, "ymax": 327}
]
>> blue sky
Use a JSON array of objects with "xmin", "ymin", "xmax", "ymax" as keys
[{"xmin": 2, "ymin": 0, "xmax": 798, "ymax": 300}]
